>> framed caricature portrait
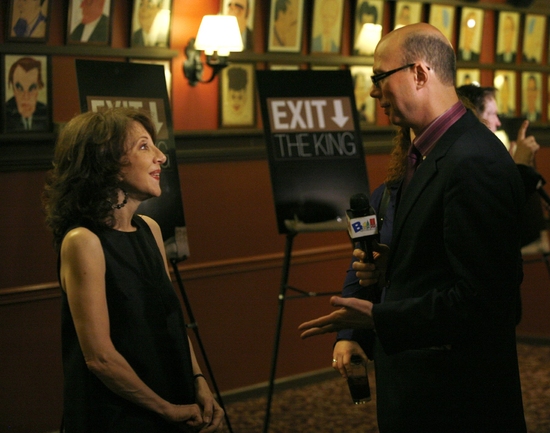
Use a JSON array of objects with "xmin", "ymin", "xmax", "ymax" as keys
[
  {"xmin": 494, "ymin": 70, "xmax": 516, "ymax": 118},
  {"xmin": 67, "ymin": 0, "xmax": 112, "ymax": 45},
  {"xmin": 310, "ymin": 0, "xmax": 344, "ymax": 54},
  {"xmin": 521, "ymin": 72, "xmax": 542, "ymax": 122},
  {"xmin": 458, "ymin": 8, "xmax": 484, "ymax": 62},
  {"xmin": 220, "ymin": 63, "xmax": 255, "ymax": 127},
  {"xmin": 353, "ymin": 0, "xmax": 383, "ymax": 55},
  {"xmin": 394, "ymin": 1, "xmax": 421, "ymax": 30},
  {"xmin": 7, "ymin": 0, "xmax": 51, "ymax": 42},
  {"xmin": 221, "ymin": 0, "xmax": 255, "ymax": 51},
  {"xmin": 131, "ymin": 0, "xmax": 172, "ymax": 48},
  {"xmin": 522, "ymin": 14, "xmax": 546, "ymax": 64},
  {"xmin": 350, "ymin": 66, "xmax": 376, "ymax": 125},
  {"xmin": 429, "ymin": 4, "xmax": 455, "ymax": 43},
  {"xmin": 267, "ymin": 0, "xmax": 305, "ymax": 53},
  {"xmin": 2, "ymin": 54, "xmax": 51, "ymax": 133},
  {"xmin": 495, "ymin": 12, "xmax": 520, "ymax": 64},
  {"xmin": 456, "ymin": 68, "xmax": 480, "ymax": 87}
]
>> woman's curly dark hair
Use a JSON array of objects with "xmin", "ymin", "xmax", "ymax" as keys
[
  {"xmin": 385, "ymin": 126, "xmax": 411, "ymax": 185},
  {"xmin": 43, "ymin": 107, "xmax": 157, "ymax": 251}
]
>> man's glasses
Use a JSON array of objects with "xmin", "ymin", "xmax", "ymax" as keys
[{"xmin": 371, "ymin": 63, "xmax": 415, "ymax": 89}]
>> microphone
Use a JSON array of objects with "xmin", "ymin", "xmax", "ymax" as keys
[
  {"xmin": 346, "ymin": 193, "xmax": 378, "ymax": 264},
  {"xmin": 346, "ymin": 192, "xmax": 380, "ymax": 303}
]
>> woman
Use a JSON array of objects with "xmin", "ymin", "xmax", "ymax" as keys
[
  {"xmin": 43, "ymin": 108, "xmax": 223, "ymax": 432},
  {"xmin": 331, "ymin": 127, "xmax": 408, "ymax": 376}
]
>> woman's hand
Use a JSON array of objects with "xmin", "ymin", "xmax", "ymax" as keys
[
  {"xmin": 333, "ymin": 340, "xmax": 368, "ymax": 378},
  {"xmin": 162, "ymin": 403, "xmax": 202, "ymax": 428},
  {"xmin": 194, "ymin": 376, "xmax": 225, "ymax": 432}
]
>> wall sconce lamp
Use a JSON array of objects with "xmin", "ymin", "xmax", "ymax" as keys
[
  {"xmin": 354, "ymin": 23, "xmax": 382, "ymax": 56},
  {"xmin": 183, "ymin": 15, "xmax": 244, "ymax": 86}
]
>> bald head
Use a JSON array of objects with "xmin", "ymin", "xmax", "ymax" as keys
[
  {"xmin": 370, "ymin": 23, "xmax": 459, "ymax": 134},
  {"xmin": 377, "ymin": 23, "xmax": 456, "ymax": 87}
]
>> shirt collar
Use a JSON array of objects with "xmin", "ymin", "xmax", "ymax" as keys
[{"xmin": 413, "ymin": 101, "xmax": 466, "ymax": 159}]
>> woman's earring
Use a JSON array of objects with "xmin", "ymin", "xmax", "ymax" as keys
[{"xmin": 111, "ymin": 189, "xmax": 128, "ymax": 210}]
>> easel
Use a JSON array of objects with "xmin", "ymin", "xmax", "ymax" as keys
[
  {"xmin": 262, "ymin": 220, "xmax": 346, "ymax": 433},
  {"xmin": 170, "ymin": 257, "xmax": 234, "ymax": 433}
]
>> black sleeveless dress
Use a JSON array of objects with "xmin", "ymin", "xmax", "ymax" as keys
[{"xmin": 61, "ymin": 215, "xmax": 195, "ymax": 432}]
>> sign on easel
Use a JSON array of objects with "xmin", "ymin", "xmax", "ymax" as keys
[
  {"xmin": 256, "ymin": 70, "xmax": 370, "ymax": 234},
  {"xmin": 75, "ymin": 60, "xmax": 189, "ymax": 260}
]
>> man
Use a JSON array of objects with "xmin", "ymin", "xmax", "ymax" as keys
[
  {"xmin": 69, "ymin": 0, "xmax": 109, "ymax": 43},
  {"xmin": 299, "ymin": 23, "xmax": 526, "ymax": 432},
  {"xmin": 5, "ymin": 56, "xmax": 49, "ymax": 132},
  {"xmin": 11, "ymin": 0, "xmax": 47, "ymax": 38},
  {"xmin": 131, "ymin": 0, "xmax": 170, "ymax": 47},
  {"xmin": 226, "ymin": 0, "xmax": 253, "ymax": 50}
]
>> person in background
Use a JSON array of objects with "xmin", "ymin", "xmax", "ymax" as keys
[
  {"xmin": 69, "ymin": 0, "xmax": 109, "ymax": 43},
  {"xmin": 299, "ymin": 23, "xmax": 526, "ymax": 432},
  {"xmin": 458, "ymin": 83, "xmax": 548, "ymax": 253},
  {"xmin": 43, "ymin": 107, "xmax": 223, "ymax": 432},
  {"xmin": 332, "ymin": 128, "xmax": 407, "ymax": 368},
  {"xmin": 5, "ymin": 56, "xmax": 49, "ymax": 132}
]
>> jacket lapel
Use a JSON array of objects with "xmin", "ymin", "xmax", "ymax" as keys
[{"xmin": 388, "ymin": 110, "xmax": 475, "ymax": 272}]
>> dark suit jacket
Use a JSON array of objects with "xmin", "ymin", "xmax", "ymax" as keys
[
  {"xmin": 5, "ymin": 97, "xmax": 49, "ymax": 132},
  {"xmin": 372, "ymin": 111, "xmax": 526, "ymax": 432},
  {"xmin": 70, "ymin": 14, "xmax": 109, "ymax": 43}
]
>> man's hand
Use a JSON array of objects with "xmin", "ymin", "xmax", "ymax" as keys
[{"xmin": 298, "ymin": 296, "xmax": 374, "ymax": 339}]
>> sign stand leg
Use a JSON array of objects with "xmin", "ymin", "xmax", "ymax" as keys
[
  {"xmin": 171, "ymin": 258, "xmax": 234, "ymax": 433},
  {"xmin": 262, "ymin": 232, "xmax": 340, "ymax": 433}
]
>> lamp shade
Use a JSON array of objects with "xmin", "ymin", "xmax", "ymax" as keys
[
  {"xmin": 354, "ymin": 23, "xmax": 382, "ymax": 56},
  {"xmin": 195, "ymin": 15, "xmax": 244, "ymax": 56}
]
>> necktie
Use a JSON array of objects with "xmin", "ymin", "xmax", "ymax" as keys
[
  {"xmin": 71, "ymin": 24, "xmax": 84, "ymax": 41},
  {"xmin": 403, "ymin": 144, "xmax": 422, "ymax": 190}
]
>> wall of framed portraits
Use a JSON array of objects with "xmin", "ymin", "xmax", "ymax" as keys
[
  {"xmin": 1, "ymin": 0, "xmax": 550, "ymax": 163},
  {"xmin": 2, "ymin": 1, "xmax": 550, "ymax": 431}
]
